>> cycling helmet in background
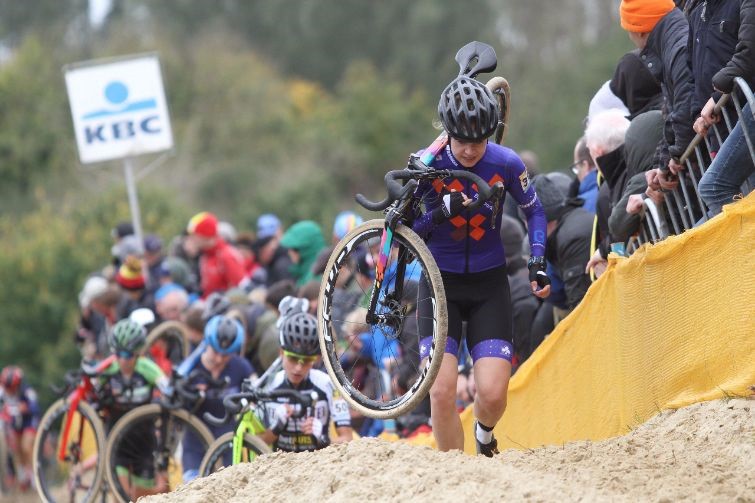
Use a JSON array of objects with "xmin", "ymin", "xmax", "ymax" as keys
[
  {"xmin": 201, "ymin": 292, "xmax": 231, "ymax": 322},
  {"xmin": 110, "ymin": 319, "xmax": 147, "ymax": 356},
  {"xmin": 1, "ymin": 366, "xmax": 23, "ymax": 393},
  {"xmin": 276, "ymin": 296, "xmax": 310, "ymax": 329},
  {"xmin": 204, "ymin": 315, "xmax": 244, "ymax": 355},
  {"xmin": 279, "ymin": 311, "xmax": 319, "ymax": 357},
  {"xmin": 332, "ymin": 211, "xmax": 364, "ymax": 241},
  {"xmin": 438, "ymin": 76, "xmax": 499, "ymax": 141}
]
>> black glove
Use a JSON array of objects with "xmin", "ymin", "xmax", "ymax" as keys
[
  {"xmin": 432, "ymin": 191, "xmax": 466, "ymax": 224},
  {"xmin": 527, "ymin": 256, "xmax": 551, "ymax": 289}
]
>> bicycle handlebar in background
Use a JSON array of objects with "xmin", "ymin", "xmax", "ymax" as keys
[
  {"xmin": 355, "ymin": 155, "xmax": 499, "ymax": 212},
  {"xmin": 203, "ymin": 389, "xmax": 316, "ymax": 426}
]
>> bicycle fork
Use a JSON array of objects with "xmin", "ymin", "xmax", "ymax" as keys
[{"xmin": 365, "ymin": 215, "xmax": 408, "ymax": 326}]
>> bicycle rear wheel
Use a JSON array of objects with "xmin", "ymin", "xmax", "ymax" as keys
[
  {"xmin": 32, "ymin": 398, "xmax": 107, "ymax": 503},
  {"xmin": 103, "ymin": 404, "xmax": 214, "ymax": 503},
  {"xmin": 318, "ymin": 219, "xmax": 447, "ymax": 419},
  {"xmin": 198, "ymin": 431, "xmax": 270, "ymax": 477}
]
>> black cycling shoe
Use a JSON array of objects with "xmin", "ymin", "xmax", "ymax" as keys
[{"xmin": 474, "ymin": 423, "xmax": 500, "ymax": 457}]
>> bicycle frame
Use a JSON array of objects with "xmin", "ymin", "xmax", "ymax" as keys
[
  {"xmin": 57, "ymin": 355, "xmax": 115, "ymax": 462},
  {"xmin": 365, "ymin": 131, "xmax": 448, "ymax": 327},
  {"xmin": 232, "ymin": 407, "xmax": 267, "ymax": 464}
]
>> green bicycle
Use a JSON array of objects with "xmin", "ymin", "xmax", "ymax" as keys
[{"xmin": 197, "ymin": 362, "xmax": 314, "ymax": 476}]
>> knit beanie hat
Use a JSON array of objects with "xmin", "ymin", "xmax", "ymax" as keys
[
  {"xmin": 532, "ymin": 174, "xmax": 568, "ymax": 222},
  {"xmin": 115, "ymin": 256, "xmax": 146, "ymax": 291},
  {"xmin": 620, "ymin": 0, "xmax": 674, "ymax": 33},
  {"xmin": 187, "ymin": 211, "xmax": 218, "ymax": 238}
]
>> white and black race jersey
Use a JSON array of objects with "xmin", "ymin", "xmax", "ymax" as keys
[{"xmin": 264, "ymin": 368, "xmax": 351, "ymax": 452}]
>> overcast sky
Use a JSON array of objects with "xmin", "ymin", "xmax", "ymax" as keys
[{"xmin": 89, "ymin": 0, "xmax": 112, "ymax": 26}]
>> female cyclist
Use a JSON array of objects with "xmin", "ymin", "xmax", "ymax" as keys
[
  {"xmin": 181, "ymin": 314, "xmax": 253, "ymax": 481},
  {"xmin": 414, "ymin": 75, "xmax": 551, "ymax": 456}
]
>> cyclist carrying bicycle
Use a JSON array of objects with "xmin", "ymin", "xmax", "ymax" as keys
[
  {"xmin": 97, "ymin": 319, "xmax": 172, "ymax": 497},
  {"xmin": 181, "ymin": 314, "xmax": 253, "ymax": 481},
  {"xmin": 261, "ymin": 299, "xmax": 352, "ymax": 451},
  {"xmin": 0, "ymin": 365, "xmax": 40, "ymax": 490},
  {"xmin": 413, "ymin": 75, "xmax": 551, "ymax": 456}
]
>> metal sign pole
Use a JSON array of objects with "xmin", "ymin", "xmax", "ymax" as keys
[{"xmin": 123, "ymin": 157, "xmax": 145, "ymax": 255}]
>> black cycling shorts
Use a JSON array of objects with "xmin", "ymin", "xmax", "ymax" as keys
[
  {"xmin": 418, "ymin": 264, "xmax": 514, "ymax": 362},
  {"xmin": 114, "ymin": 420, "xmax": 158, "ymax": 486}
]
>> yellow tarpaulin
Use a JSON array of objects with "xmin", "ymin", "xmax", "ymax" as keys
[{"xmin": 405, "ymin": 193, "xmax": 755, "ymax": 454}]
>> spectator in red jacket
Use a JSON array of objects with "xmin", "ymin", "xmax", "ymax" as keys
[{"xmin": 187, "ymin": 211, "xmax": 246, "ymax": 299}]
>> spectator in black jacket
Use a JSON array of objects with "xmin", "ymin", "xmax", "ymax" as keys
[
  {"xmin": 584, "ymin": 109, "xmax": 631, "ymax": 277},
  {"xmin": 610, "ymin": 49, "xmax": 664, "ymax": 120},
  {"xmin": 620, "ymin": 0, "xmax": 695, "ymax": 189},
  {"xmin": 532, "ymin": 175, "xmax": 594, "ymax": 312},
  {"xmin": 694, "ymin": 0, "xmax": 755, "ymax": 215},
  {"xmin": 526, "ymin": 175, "xmax": 594, "ymax": 360},
  {"xmin": 609, "ymin": 110, "xmax": 666, "ymax": 242},
  {"xmin": 686, "ymin": 0, "xmax": 741, "ymax": 152}
]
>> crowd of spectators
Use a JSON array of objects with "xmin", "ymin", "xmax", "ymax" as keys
[{"xmin": 69, "ymin": 0, "xmax": 753, "ymax": 441}]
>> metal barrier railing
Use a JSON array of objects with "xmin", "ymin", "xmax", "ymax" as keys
[{"xmin": 632, "ymin": 76, "xmax": 755, "ymax": 248}]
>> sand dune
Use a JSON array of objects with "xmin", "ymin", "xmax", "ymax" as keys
[{"xmin": 144, "ymin": 397, "xmax": 754, "ymax": 502}]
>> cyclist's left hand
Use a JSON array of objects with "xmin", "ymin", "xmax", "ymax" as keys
[{"xmin": 528, "ymin": 257, "xmax": 551, "ymax": 298}]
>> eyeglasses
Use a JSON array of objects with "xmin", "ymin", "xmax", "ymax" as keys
[
  {"xmin": 569, "ymin": 159, "xmax": 592, "ymax": 175},
  {"xmin": 283, "ymin": 350, "xmax": 319, "ymax": 365},
  {"xmin": 116, "ymin": 350, "xmax": 136, "ymax": 360}
]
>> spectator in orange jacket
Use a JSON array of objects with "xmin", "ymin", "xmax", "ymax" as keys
[{"xmin": 186, "ymin": 211, "xmax": 246, "ymax": 298}]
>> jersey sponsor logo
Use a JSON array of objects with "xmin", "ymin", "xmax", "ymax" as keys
[
  {"xmin": 519, "ymin": 170, "xmax": 530, "ymax": 191},
  {"xmin": 449, "ymin": 214, "xmax": 487, "ymax": 241}
]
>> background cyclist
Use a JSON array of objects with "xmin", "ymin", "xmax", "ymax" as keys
[
  {"xmin": 0, "ymin": 365, "xmax": 40, "ymax": 491},
  {"xmin": 98, "ymin": 319, "xmax": 172, "ymax": 497},
  {"xmin": 413, "ymin": 75, "xmax": 551, "ymax": 456},
  {"xmin": 181, "ymin": 314, "xmax": 253, "ymax": 481},
  {"xmin": 261, "ymin": 297, "xmax": 353, "ymax": 451}
]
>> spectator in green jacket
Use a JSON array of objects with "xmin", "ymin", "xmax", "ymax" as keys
[{"xmin": 280, "ymin": 221, "xmax": 326, "ymax": 287}]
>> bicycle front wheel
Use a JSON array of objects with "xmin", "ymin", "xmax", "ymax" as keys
[
  {"xmin": 103, "ymin": 404, "xmax": 214, "ymax": 503},
  {"xmin": 32, "ymin": 398, "xmax": 107, "ymax": 503},
  {"xmin": 318, "ymin": 219, "xmax": 447, "ymax": 419},
  {"xmin": 198, "ymin": 431, "xmax": 271, "ymax": 477}
]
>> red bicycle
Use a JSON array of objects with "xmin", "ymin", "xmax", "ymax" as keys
[{"xmin": 32, "ymin": 356, "xmax": 115, "ymax": 503}]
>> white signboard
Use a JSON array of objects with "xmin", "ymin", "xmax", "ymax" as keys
[{"xmin": 64, "ymin": 54, "xmax": 173, "ymax": 164}]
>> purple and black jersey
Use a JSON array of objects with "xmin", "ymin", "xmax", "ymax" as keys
[{"xmin": 413, "ymin": 143, "xmax": 546, "ymax": 273}]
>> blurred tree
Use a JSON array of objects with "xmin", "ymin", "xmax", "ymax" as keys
[
  {"xmin": 0, "ymin": 0, "xmax": 88, "ymax": 47},
  {"xmin": 0, "ymin": 36, "xmax": 79, "ymax": 211},
  {"xmin": 0, "ymin": 186, "xmax": 187, "ymax": 407}
]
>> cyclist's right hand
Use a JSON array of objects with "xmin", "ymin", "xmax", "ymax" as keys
[{"xmin": 432, "ymin": 191, "xmax": 470, "ymax": 224}]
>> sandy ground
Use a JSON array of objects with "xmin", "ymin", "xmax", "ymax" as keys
[
  {"xmin": 18, "ymin": 397, "xmax": 753, "ymax": 503},
  {"xmin": 143, "ymin": 397, "xmax": 754, "ymax": 503}
]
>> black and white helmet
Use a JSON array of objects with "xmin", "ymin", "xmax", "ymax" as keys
[
  {"xmin": 279, "ymin": 311, "xmax": 319, "ymax": 357},
  {"xmin": 438, "ymin": 76, "xmax": 499, "ymax": 141}
]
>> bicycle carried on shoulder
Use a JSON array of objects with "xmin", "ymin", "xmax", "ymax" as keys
[{"xmin": 317, "ymin": 41, "xmax": 508, "ymax": 421}]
